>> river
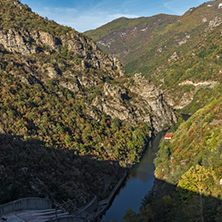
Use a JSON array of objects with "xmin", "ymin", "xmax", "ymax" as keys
[{"xmin": 102, "ymin": 131, "xmax": 166, "ymax": 222}]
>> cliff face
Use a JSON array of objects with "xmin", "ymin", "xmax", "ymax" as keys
[
  {"xmin": 0, "ymin": 28, "xmax": 125, "ymax": 77},
  {"xmin": 92, "ymin": 73, "xmax": 177, "ymax": 132},
  {"xmin": 129, "ymin": 74, "xmax": 177, "ymax": 131},
  {"xmin": 86, "ymin": 1, "xmax": 222, "ymax": 114},
  {"xmin": 0, "ymin": 27, "xmax": 176, "ymax": 132},
  {"xmin": 0, "ymin": 0, "xmax": 179, "ymax": 211}
]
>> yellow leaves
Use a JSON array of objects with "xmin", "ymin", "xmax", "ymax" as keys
[{"xmin": 177, "ymin": 164, "xmax": 221, "ymax": 197}]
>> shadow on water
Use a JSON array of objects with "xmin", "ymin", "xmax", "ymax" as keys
[
  {"xmin": 101, "ymin": 127, "xmax": 222, "ymax": 222},
  {"xmin": 102, "ymin": 131, "xmax": 166, "ymax": 222},
  {"xmin": 102, "ymin": 179, "xmax": 222, "ymax": 222},
  {"xmin": 1, "ymin": 132, "xmax": 222, "ymax": 222}
]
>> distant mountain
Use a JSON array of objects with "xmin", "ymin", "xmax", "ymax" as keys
[
  {"xmin": 85, "ymin": 14, "xmax": 178, "ymax": 64},
  {"xmin": 86, "ymin": 0, "xmax": 222, "ymax": 113},
  {"xmin": 0, "ymin": 0, "xmax": 176, "ymax": 210},
  {"xmin": 86, "ymin": 1, "xmax": 222, "ymax": 221},
  {"xmin": 85, "ymin": 1, "xmax": 222, "ymax": 66}
]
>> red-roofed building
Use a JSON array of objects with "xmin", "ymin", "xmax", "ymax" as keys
[{"xmin": 164, "ymin": 133, "xmax": 173, "ymax": 140}]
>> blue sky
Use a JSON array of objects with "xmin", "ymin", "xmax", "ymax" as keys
[{"xmin": 20, "ymin": 0, "xmax": 207, "ymax": 32}]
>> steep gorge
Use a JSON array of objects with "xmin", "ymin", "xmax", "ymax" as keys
[
  {"xmin": 0, "ymin": 0, "xmax": 177, "ymax": 211},
  {"xmin": 86, "ymin": 1, "xmax": 222, "ymax": 113}
]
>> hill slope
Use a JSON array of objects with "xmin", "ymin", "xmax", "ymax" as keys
[
  {"xmin": 132, "ymin": 96, "xmax": 222, "ymax": 222},
  {"xmin": 86, "ymin": 1, "xmax": 222, "ymax": 112},
  {"xmin": 86, "ymin": 1, "xmax": 222, "ymax": 66},
  {"xmin": 0, "ymin": 0, "xmax": 177, "ymax": 209},
  {"xmin": 85, "ymin": 14, "xmax": 178, "ymax": 64}
]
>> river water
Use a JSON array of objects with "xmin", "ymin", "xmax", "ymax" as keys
[{"xmin": 102, "ymin": 131, "xmax": 166, "ymax": 222}]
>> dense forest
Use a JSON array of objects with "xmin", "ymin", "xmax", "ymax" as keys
[
  {"xmin": 117, "ymin": 3, "xmax": 222, "ymax": 220},
  {"xmin": 0, "ymin": 0, "xmax": 163, "ymax": 209},
  {"xmin": 122, "ymin": 96, "xmax": 222, "ymax": 222},
  {"xmin": 1, "ymin": 0, "xmax": 222, "ymax": 221}
]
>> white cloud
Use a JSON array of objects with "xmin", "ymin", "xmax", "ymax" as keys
[{"xmin": 21, "ymin": 0, "xmax": 207, "ymax": 32}]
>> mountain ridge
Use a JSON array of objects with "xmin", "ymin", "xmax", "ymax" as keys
[{"xmin": 86, "ymin": 0, "xmax": 222, "ymax": 113}]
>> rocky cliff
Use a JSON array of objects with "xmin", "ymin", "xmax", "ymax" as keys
[
  {"xmin": 0, "ymin": 1, "xmax": 177, "ymax": 133},
  {"xmin": 0, "ymin": 28, "xmax": 125, "ymax": 77},
  {"xmin": 92, "ymin": 73, "xmax": 177, "ymax": 132},
  {"xmin": 86, "ymin": 1, "xmax": 222, "ymax": 113},
  {"xmin": 0, "ymin": 0, "xmax": 179, "ymax": 212}
]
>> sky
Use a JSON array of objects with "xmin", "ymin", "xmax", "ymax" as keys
[{"xmin": 20, "ymin": 0, "xmax": 207, "ymax": 32}]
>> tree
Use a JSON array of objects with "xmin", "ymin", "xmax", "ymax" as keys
[
  {"xmin": 122, "ymin": 209, "xmax": 142, "ymax": 222},
  {"xmin": 177, "ymin": 165, "xmax": 219, "ymax": 222}
]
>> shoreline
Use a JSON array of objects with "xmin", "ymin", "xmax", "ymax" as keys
[{"xmin": 94, "ymin": 172, "xmax": 128, "ymax": 221}]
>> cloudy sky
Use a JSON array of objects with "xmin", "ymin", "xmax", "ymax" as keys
[{"xmin": 20, "ymin": 0, "xmax": 206, "ymax": 32}]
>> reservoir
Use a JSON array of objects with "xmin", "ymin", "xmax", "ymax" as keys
[{"xmin": 102, "ymin": 131, "xmax": 166, "ymax": 222}]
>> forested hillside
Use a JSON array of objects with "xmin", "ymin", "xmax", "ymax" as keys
[
  {"xmin": 0, "ymin": 0, "xmax": 177, "ymax": 209},
  {"xmin": 125, "ymin": 96, "xmax": 222, "ymax": 222},
  {"xmin": 86, "ymin": 1, "xmax": 222, "ymax": 113},
  {"xmin": 86, "ymin": 1, "xmax": 222, "ymax": 67},
  {"xmin": 82, "ymin": 1, "xmax": 222, "ymax": 221},
  {"xmin": 120, "ymin": 18, "xmax": 222, "ymax": 219},
  {"xmin": 2, "ymin": 0, "xmax": 222, "ymax": 221},
  {"xmin": 151, "ymin": 21, "xmax": 222, "ymax": 113},
  {"xmin": 85, "ymin": 14, "xmax": 178, "ymax": 64}
]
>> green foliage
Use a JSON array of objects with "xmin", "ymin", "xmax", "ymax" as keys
[
  {"xmin": 0, "ymin": 0, "xmax": 154, "ymax": 205},
  {"xmin": 177, "ymin": 165, "xmax": 220, "ymax": 198},
  {"xmin": 0, "ymin": 0, "xmax": 72, "ymax": 36},
  {"xmin": 155, "ymin": 97, "xmax": 222, "ymax": 182},
  {"xmin": 0, "ymin": 52, "xmax": 150, "ymax": 173},
  {"xmin": 135, "ymin": 97, "xmax": 222, "ymax": 222},
  {"xmin": 0, "ymin": 134, "xmax": 125, "ymax": 206},
  {"xmin": 122, "ymin": 209, "xmax": 142, "ymax": 222},
  {"xmin": 87, "ymin": 1, "xmax": 222, "ymax": 114}
]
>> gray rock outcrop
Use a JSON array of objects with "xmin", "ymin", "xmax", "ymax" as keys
[
  {"xmin": 0, "ymin": 26, "xmax": 176, "ymax": 132},
  {"xmin": 92, "ymin": 73, "xmax": 177, "ymax": 132}
]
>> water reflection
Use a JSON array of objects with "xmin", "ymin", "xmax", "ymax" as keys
[
  {"xmin": 135, "ymin": 169, "xmax": 153, "ymax": 181},
  {"xmin": 102, "ymin": 131, "xmax": 165, "ymax": 222}
]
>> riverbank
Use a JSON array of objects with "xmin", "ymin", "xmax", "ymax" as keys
[
  {"xmin": 95, "ymin": 172, "xmax": 128, "ymax": 221},
  {"xmin": 102, "ymin": 131, "xmax": 166, "ymax": 221},
  {"xmin": 0, "ymin": 131, "xmax": 166, "ymax": 222},
  {"xmin": 73, "ymin": 172, "xmax": 128, "ymax": 222}
]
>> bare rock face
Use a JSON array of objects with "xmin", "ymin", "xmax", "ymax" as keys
[
  {"xmin": 129, "ymin": 74, "xmax": 177, "ymax": 131},
  {"xmin": 168, "ymin": 51, "xmax": 178, "ymax": 62},
  {"xmin": 209, "ymin": 16, "xmax": 222, "ymax": 30},
  {"xmin": 60, "ymin": 32, "xmax": 125, "ymax": 77},
  {"xmin": 60, "ymin": 81, "xmax": 79, "ymax": 92},
  {"xmin": 103, "ymin": 83, "xmax": 127, "ymax": 100},
  {"xmin": 92, "ymin": 73, "xmax": 177, "ymax": 132},
  {"xmin": 38, "ymin": 31, "xmax": 57, "ymax": 49},
  {"xmin": 47, "ymin": 67, "xmax": 58, "ymax": 79},
  {"xmin": 0, "ymin": 29, "xmax": 61, "ymax": 55},
  {"xmin": 0, "ymin": 126, "xmax": 5, "ymax": 134},
  {"xmin": 0, "ymin": 29, "xmax": 36, "ymax": 55},
  {"xmin": 0, "ymin": 26, "xmax": 176, "ymax": 132},
  {"xmin": 0, "ymin": 28, "xmax": 125, "ymax": 78}
]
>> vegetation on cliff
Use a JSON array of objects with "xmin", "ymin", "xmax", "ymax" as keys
[
  {"xmin": 0, "ymin": 0, "xmax": 72, "ymax": 35},
  {"xmin": 122, "ymin": 97, "xmax": 222, "ymax": 222},
  {"xmin": 155, "ymin": 97, "xmax": 222, "ymax": 183},
  {"xmin": 0, "ymin": 0, "xmax": 178, "ymax": 209},
  {"xmin": 86, "ymin": 1, "xmax": 222, "ymax": 112},
  {"xmin": 92, "ymin": 1, "xmax": 222, "ymax": 220}
]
